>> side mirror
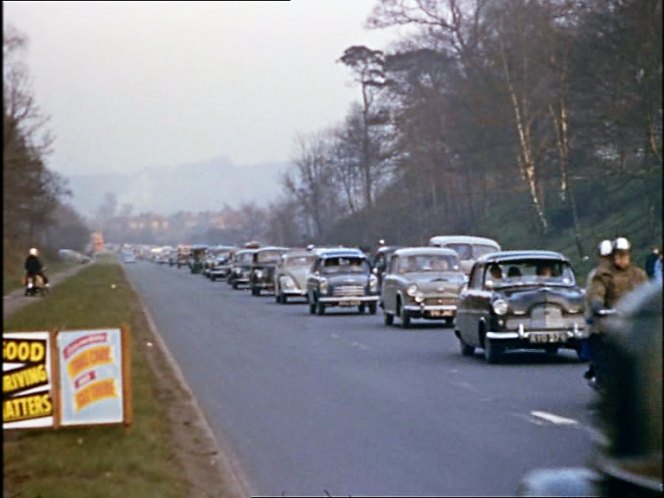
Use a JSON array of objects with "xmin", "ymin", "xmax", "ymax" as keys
[{"xmin": 485, "ymin": 280, "xmax": 494, "ymax": 290}]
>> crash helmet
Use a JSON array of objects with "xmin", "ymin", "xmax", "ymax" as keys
[
  {"xmin": 598, "ymin": 240, "xmax": 613, "ymax": 257},
  {"xmin": 29, "ymin": 248, "xmax": 39, "ymax": 256},
  {"xmin": 598, "ymin": 282, "xmax": 662, "ymax": 493},
  {"xmin": 612, "ymin": 237, "xmax": 631, "ymax": 252}
]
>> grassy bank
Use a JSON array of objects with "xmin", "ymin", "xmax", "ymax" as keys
[{"xmin": 3, "ymin": 259, "xmax": 189, "ymax": 498}]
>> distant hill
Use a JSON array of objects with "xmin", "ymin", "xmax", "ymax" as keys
[{"xmin": 66, "ymin": 157, "xmax": 290, "ymax": 217}]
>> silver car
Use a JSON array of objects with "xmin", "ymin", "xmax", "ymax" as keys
[
  {"xmin": 428, "ymin": 235, "xmax": 501, "ymax": 275},
  {"xmin": 381, "ymin": 247, "xmax": 467, "ymax": 328},
  {"xmin": 274, "ymin": 250, "xmax": 316, "ymax": 304}
]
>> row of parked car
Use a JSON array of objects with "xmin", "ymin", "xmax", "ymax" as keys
[{"xmin": 148, "ymin": 235, "xmax": 594, "ymax": 364}]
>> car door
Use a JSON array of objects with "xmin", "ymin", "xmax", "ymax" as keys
[
  {"xmin": 381, "ymin": 255, "xmax": 399, "ymax": 313},
  {"xmin": 458, "ymin": 263, "xmax": 484, "ymax": 345}
]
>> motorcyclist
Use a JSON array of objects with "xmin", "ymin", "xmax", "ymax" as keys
[
  {"xmin": 24, "ymin": 247, "xmax": 49, "ymax": 295},
  {"xmin": 584, "ymin": 237, "xmax": 647, "ymax": 387}
]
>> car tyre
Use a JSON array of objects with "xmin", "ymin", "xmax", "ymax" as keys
[
  {"xmin": 316, "ymin": 300, "xmax": 326, "ymax": 316},
  {"xmin": 384, "ymin": 311, "xmax": 394, "ymax": 326},
  {"xmin": 232, "ymin": 281, "xmax": 239, "ymax": 290},
  {"xmin": 484, "ymin": 338, "xmax": 503, "ymax": 364},
  {"xmin": 399, "ymin": 304, "xmax": 411, "ymax": 329},
  {"xmin": 281, "ymin": 294, "xmax": 288, "ymax": 304},
  {"xmin": 309, "ymin": 298, "xmax": 316, "ymax": 315},
  {"xmin": 369, "ymin": 303, "xmax": 377, "ymax": 315},
  {"xmin": 358, "ymin": 304, "xmax": 366, "ymax": 314},
  {"xmin": 459, "ymin": 338, "xmax": 475, "ymax": 357}
]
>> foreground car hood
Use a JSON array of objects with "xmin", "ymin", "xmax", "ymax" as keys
[
  {"xmin": 283, "ymin": 268, "xmax": 310, "ymax": 289},
  {"xmin": 404, "ymin": 272, "xmax": 466, "ymax": 294},
  {"xmin": 499, "ymin": 285, "xmax": 584, "ymax": 313},
  {"xmin": 326, "ymin": 274, "xmax": 369, "ymax": 287}
]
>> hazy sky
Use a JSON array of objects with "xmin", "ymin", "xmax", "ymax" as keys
[{"xmin": 3, "ymin": 1, "xmax": 402, "ymax": 177}]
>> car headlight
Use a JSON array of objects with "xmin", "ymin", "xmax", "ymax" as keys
[
  {"xmin": 254, "ymin": 270, "xmax": 263, "ymax": 279},
  {"xmin": 414, "ymin": 292, "xmax": 424, "ymax": 303},
  {"xmin": 319, "ymin": 278, "xmax": 328, "ymax": 294},
  {"xmin": 369, "ymin": 274, "xmax": 378, "ymax": 292},
  {"xmin": 406, "ymin": 284, "xmax": 419, "ymax": 296},
  {"xmin": 492, "ymin": 299, "xmax": 509, "ymax": 315},
  {"xmin": 281, "ymin": 275, "xmax": 296, "ymax": 289},
  {"xmin": 234, "ymin": 267, "xmax": 241, "ymax": 274}
]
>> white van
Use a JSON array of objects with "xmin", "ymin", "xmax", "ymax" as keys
[{"xmin": 428, "ymin": 235, "xmax": 501, "ymax": 274}]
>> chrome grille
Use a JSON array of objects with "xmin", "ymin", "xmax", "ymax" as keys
[
  {"xmin": 333, "ymin": 285, "xmax": 365, "ymax": 297},
  {"xmin": 529, "ymin": 304, "xmax": 564, "ymax": 329},
  {"xmin": 424, "ymin": 296, "xmax": 458, "ymax": 307}
]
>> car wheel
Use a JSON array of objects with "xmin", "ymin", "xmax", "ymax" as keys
[
  {"xmin": 358, "ymin": 304, "xmax": 366, "ymax": 314},
  {"xmin": 309, "ymin": 299, "xmax": 316, "ymax": 314},
  {"xmin": 232, "ymin": 281, "xmax": 239, "ymax": 290},
  {"xmin": 281, "ymin": 294, "xmax": 288, "ymax": 304},
  {"xmin": 316, "ymin": 300, "xmax": 326, "ymax": 316},
  {"xmin": 369, "ymin": 303, "xmax": 377, "ymax": 315},
  {"xmin": 252, "ymin": 287, "xmax": 260, "ymax": 296},
  {"xmin": 399, "ymin": 303, "xmax": 411, "ymax": 329},
  {"xmin": 384, "ymin": 311, "xmax": 394, "ymax": 326},
  {"xmin": 484, "ymin": 338, "xmax": 503, "ymax": 364},
  {"xmin": 459, "ymin": 338, "xmax": 475, "ymax": 357},
  {"xmin": 275, "ymin": 292, "xmax": 281, "ymax": 303}
]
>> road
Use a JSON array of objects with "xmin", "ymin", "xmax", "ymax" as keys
[{"xmin": 124, "ymin": 260, "xmax": 598, "ymax": 497}]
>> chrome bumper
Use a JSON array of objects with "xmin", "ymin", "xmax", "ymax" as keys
[
  {"xmin": 319, "ymin": 295, "xmax": 379, "ymax": 303},
  {"xmin": 486, "ymin": 322, "xmax": 588, "ymax": 340},
  {"xmin": 404, "ymin": 305, "xmax": 457, "ymax": 312}
]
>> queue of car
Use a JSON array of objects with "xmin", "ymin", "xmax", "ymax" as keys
[{"xmin": 136, "ymin": 235, "xmax": 593, "ymax": 364}]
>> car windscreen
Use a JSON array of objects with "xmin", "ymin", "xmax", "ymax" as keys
[
  {"xmin": 397, "ymin": 254, "xmax": 461, "ymax": 273},
  {"xmin": 285, "ymin": 256, "xmax": 315, "ymax": 268},
  {"xmin": 237, "ymin": 253, "xmax": 253, "ymax": 263},
  {"xmin": 445, "ymin": 244, "xmax": 472, "ymax": 260},
  {"xmin": 472, "ymin": 244, "xmax": 499, "ymax": 259},
  {"xmin": 321, "ymin": 256, "xmax": 369, "ymax": 274},
  {"xmin": 257, "ymin": 250, "xmax": 285, "ymax": 263},
  {"xmin": 484, "ymin": 259, "xmax": 576, "ymax": 287}
]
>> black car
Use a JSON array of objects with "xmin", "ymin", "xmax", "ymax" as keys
[
  {"xmin": 454, "ymin": 250, "xmax": 588, "ymax": 363},
  {"xmin": 250, "ymin": 246, "xmax": 288, "ymax": 296},
  {"xmin": 227, "ymin": 249, "xmax": 257, "ymax": 289},
  {"xmin": 306, "ymin": 248, "xmax": 379, "ymax": 315}
]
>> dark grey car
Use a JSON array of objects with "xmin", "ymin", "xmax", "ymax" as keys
[{"xmin": 455, "ymin": 251, "xmax": 588, "ymax": 363}]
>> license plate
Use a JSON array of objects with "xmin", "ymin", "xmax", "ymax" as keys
[
  {"xmin": 340, "ymin": 300, "xmax": 361, "ymax": 307},
  {"xmin": 429, "ymin": 310, "xmax": 453, "ymax": 318},
  {"xmin": 529, "ymin": 332, "xmax": 567, "ymax": 344}
]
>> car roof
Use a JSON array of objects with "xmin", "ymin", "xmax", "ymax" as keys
[
  {"xmin": 429, "ymin": 235, "xmax": 501, "ymax": 248},
  {"xmin": 317, "ymin": 248, "xmax": 366, "ymax": 259},
  {"xmin": 393, "ymin": 247, "xmax": 460, "ymax": 257},
  {"xmin": 283, "ymin": 251, "xmax": 315, "ymax": 259},
  {"xmin": 256, "ymin": 246, "xmax": 289, "ymax": 252},
  {"xmin": 476, "ymin": 250, "xmax": 569, "ymax": 264},
  {"xmin": 235, "ymin": 249, "xmax": 257, "ymax": 255},
  {"xmin": 377, "ymin": 245, "xmax": 402, "ymax": 254}
]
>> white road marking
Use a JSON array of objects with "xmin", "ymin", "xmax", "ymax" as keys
[
  {"xmin": 349, "ymin": 340, "xmax": 369, "ymax": 351},
  {"xmin": 530, "ymin": 411, "xmax": 578, "ymax": 425}
]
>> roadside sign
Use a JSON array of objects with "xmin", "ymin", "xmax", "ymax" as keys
[
  {"xmin": 56, "ymin": 327, "xmax": 132, "ymax": 427},
  {"xmin": 3, "ymin": 331, "xmax": 56, "ymax": 429}
]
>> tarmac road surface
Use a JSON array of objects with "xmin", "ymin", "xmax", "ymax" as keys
[{"xmin": 124, "ymin": 260, "xmax": 598, "ymax": 497}]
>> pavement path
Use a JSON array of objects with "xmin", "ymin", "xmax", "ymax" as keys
[{"xmin": 3, "ymin": 263, "xmax": 92, "ymax": 321}]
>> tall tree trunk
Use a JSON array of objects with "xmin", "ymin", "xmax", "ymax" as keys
[
  {"xmin": 549, "ymin": 101, "xmax": 584, "ymax": 258},
  {"xmin": 498, "ymin": 35, "xmax": 549, "ymax": 234}
]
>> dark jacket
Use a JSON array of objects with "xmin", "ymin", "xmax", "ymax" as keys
[
  {"xmin": 645, "ymin": 252, "xmax": 659, "ymax": 278},
  {"xmin": 24, "ymin": 255, "xmax": 43, "ymax": 275}
]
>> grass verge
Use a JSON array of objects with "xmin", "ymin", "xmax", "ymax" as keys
[{"xmin": 3, "ymin": 258, "xmax": 190, "ymax": 498}]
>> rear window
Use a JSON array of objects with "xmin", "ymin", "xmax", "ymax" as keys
[{"xmin": 285, "ymin": 256, "xmax": 314, "ymax": 268}]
